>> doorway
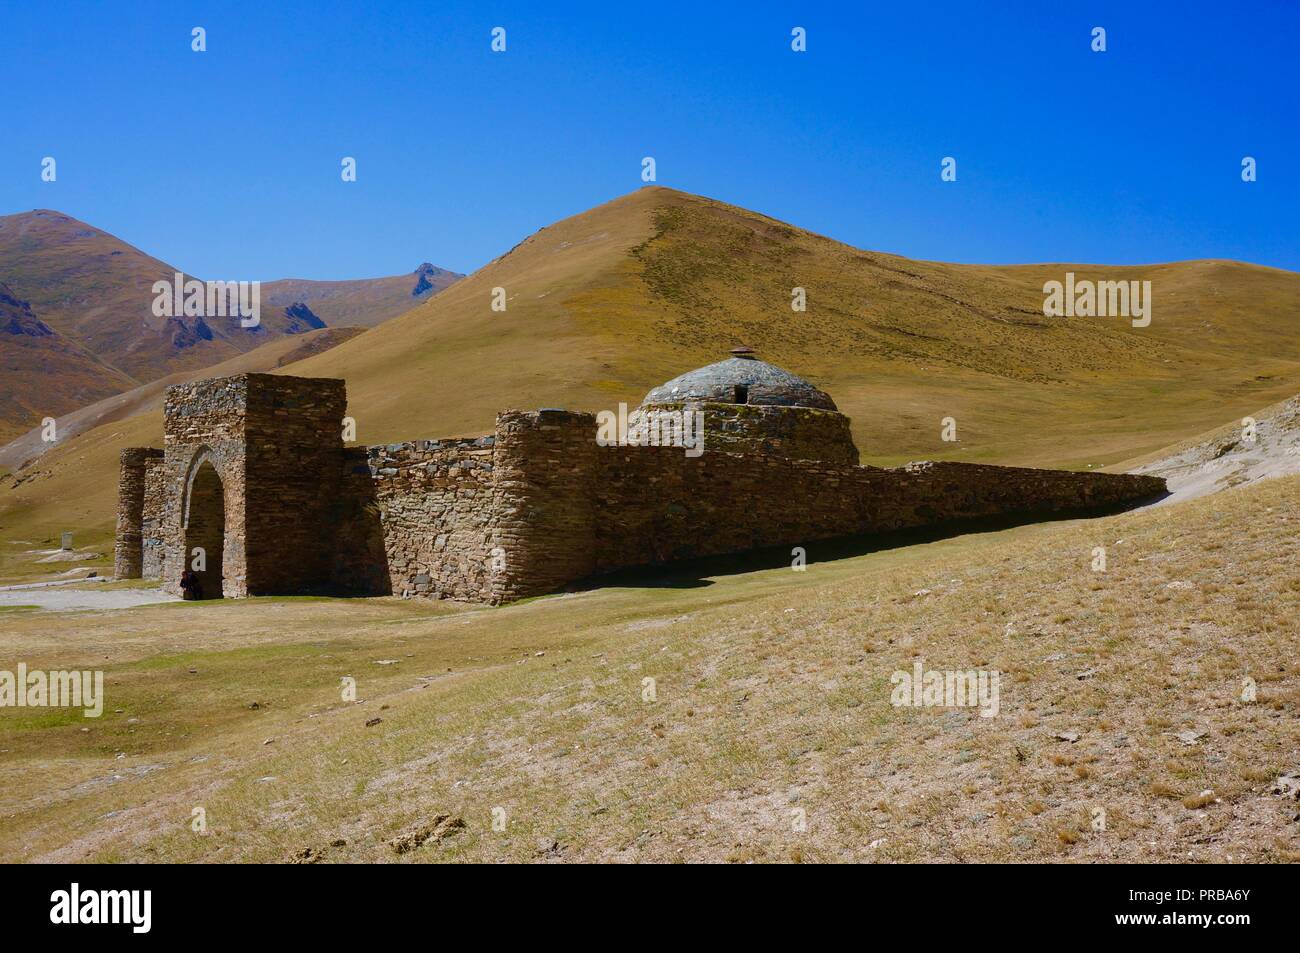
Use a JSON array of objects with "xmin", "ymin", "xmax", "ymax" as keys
[{"xmin": 183, "ymin": 458, "xmax": 225, "ymax": 599}]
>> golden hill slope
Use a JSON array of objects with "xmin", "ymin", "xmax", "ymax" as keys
[{"xmin": 3, "ymin": 186, "xmax": 1300, "ymax": 581}]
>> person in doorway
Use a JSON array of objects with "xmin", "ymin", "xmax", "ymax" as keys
[{"xmin": 179, "ymin": 569, "xmax": 202, "ymax": 601}]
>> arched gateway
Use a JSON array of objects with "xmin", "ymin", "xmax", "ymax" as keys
[{"xmin": 114, "ymin": 373, "xmax": 349, "ymax": 599}]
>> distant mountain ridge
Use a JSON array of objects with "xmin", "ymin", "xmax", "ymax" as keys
[
  {"xmin": 0, "ymin": 209, "xmax": 460, "ymax": 439},
  {"xmin": 260, "ymin": 262, "xmax": 459, "ymax": 329}
]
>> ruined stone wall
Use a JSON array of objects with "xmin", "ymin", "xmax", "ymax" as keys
[
  {"xmin": 577, "ymin": 449, "xmax": 1165, "ymax": 582},
  {"xmin": 329, "ymin": 410, "xmax": 1163, "ymax": 605},
  {"xmin": 639, "ymin": 401, "xmax": 859, "ymax": 464},
  {"xmin": 344, "ymin": 413, "xmax": 601, "ymax": 604},
  {"xmin": 340, "ymin": 437, "xmax": 499, "ymax": 600},
  {"xmin": 113, "ymin": 448, "xmax": 164, "ymax": 578},
  {"xmin": 489, "ymin": 411, "xmax": 599, "ymax": 603}
]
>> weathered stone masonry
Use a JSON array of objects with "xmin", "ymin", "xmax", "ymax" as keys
[
  {"xmin": 116, "ymin": 362, "xmax": 1167, "ymax": 604},
  {"xmin": 113, "ymin": 447, "xmax": 164, "ymax": 579}
]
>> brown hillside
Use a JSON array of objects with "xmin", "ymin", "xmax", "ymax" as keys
[
  {"xmin": 0, "ymin": 209, "xmax": 457, "ymax": 434},
  {"xmin": 0, "ymin": 282, "xmax": 135, "ymax": 442}
]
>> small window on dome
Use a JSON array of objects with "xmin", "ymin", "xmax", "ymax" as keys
[{"xmin": 733, "ymin": 384, "xmax": 749, "ymax": 404}]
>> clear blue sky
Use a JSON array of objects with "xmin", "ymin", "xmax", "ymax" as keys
[{"xmin": 2, "ymin": 0, "xmax": 1297, "ymax": 279}]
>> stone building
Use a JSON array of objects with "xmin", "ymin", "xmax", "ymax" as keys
[{"xmin": 115, "ymin": 352, "xmax": 1166, "ymax": 604}]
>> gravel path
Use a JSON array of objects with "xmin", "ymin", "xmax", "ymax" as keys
[{"xmin": 0, "ymin": 579, "xmax": 180, "ymax": 612}]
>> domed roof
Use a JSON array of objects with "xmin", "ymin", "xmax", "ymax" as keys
[{"xmin": 641, "ymin": 350, "xmax": 838, "ymax": 411}]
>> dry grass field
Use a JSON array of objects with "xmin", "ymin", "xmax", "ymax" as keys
[{"xmin": 2, "ymin": 472, "xmax": 1296, "ymax": 863}]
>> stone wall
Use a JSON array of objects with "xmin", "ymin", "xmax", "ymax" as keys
[
  {"xmin": 141, "ymin": 462, "xmax": 167, "ymax": 580},
  {"xmin": 466, "ymin": 410, "xmax": 1165, "ymax": 600},
  {"xmin": 113, "ymin": 447, "xmax": 164, "ymax": 578},
  {"xmin": 585, "ymin": 447, "xmax": 1166, "ymax": 581},
  {"xmin": 638, "ymin": 401, "xmax": 859, "ymax": 464},
  {"xmin": 489, "ymin": 410, "xmax": 600, "ymax": 603},
  {"xmin": 242, "ymin": 374, "xmax": 346, "ymax": 593},
  {"xmin": 336, "ymin": 437, "xmax": 498, "ymax": 600}
]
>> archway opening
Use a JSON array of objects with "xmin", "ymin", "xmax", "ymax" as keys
[{"xmin": 183, "ymin": 459, "xmax": 225, "ymax": 599}]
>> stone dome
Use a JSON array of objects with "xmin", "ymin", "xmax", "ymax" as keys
[{"xmin": 641, "ymin": 351, "xmax": 838, "ymax": 411}]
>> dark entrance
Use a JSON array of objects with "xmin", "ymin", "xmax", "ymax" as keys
[{"xmin": 183, "ymin": 459, "xmax": 225, "ymax": 599}]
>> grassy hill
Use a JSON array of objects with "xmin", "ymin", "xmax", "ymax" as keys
[
  {"xmin": 3, "ymin": 186, "xmax": 1299, "ymax": 583},
  {"xmin": 288, "ymin": 186, "xmax": 1300, "ymax": 467},
  {"xmin": 2, "ymin": 470, "xmax": 1295, "ymax": 862}
]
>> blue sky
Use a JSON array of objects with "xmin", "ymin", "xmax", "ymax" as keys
[{"xmin": 2, "ymin": 1, "xmax": 1297, "ymax": 279}]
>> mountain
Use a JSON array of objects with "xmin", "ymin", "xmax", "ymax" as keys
[
  {"xmin": 0, "ymin": 281, "xmax": 136, "ymax": 441},
  {"xmin": 0, "ymin": 326, "xmax": 365, "ymax": 472},
  {"xmin": 261, "ymin": 263, "xmax": 460, "ymax": 329},
  {"xmin": 4, "ymin": 186, "xmax": 1300, "ymax": 578},
  {"xmin": 0, "ymin": 209, "xmax": 461, "ymax": 436}
]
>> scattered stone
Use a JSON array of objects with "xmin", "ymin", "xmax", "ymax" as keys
[
  {"xmin": 1269, "ymin": 773, "xmax": 1300, "ymax": 800},
  {"xmin": 535, "ymin": 837, "xmax": 564, "ymax": 858},
  {"xmin": 389, "ymin": 814, "xmax": 465, "ymax": 854},
  {"xmin": 1173, "ymin": 728, "xmax": 1205, "ymax": 746},
  {"xmin": 1054, "ymin": 731, "xmax": 1081, "ymax": 743}
]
